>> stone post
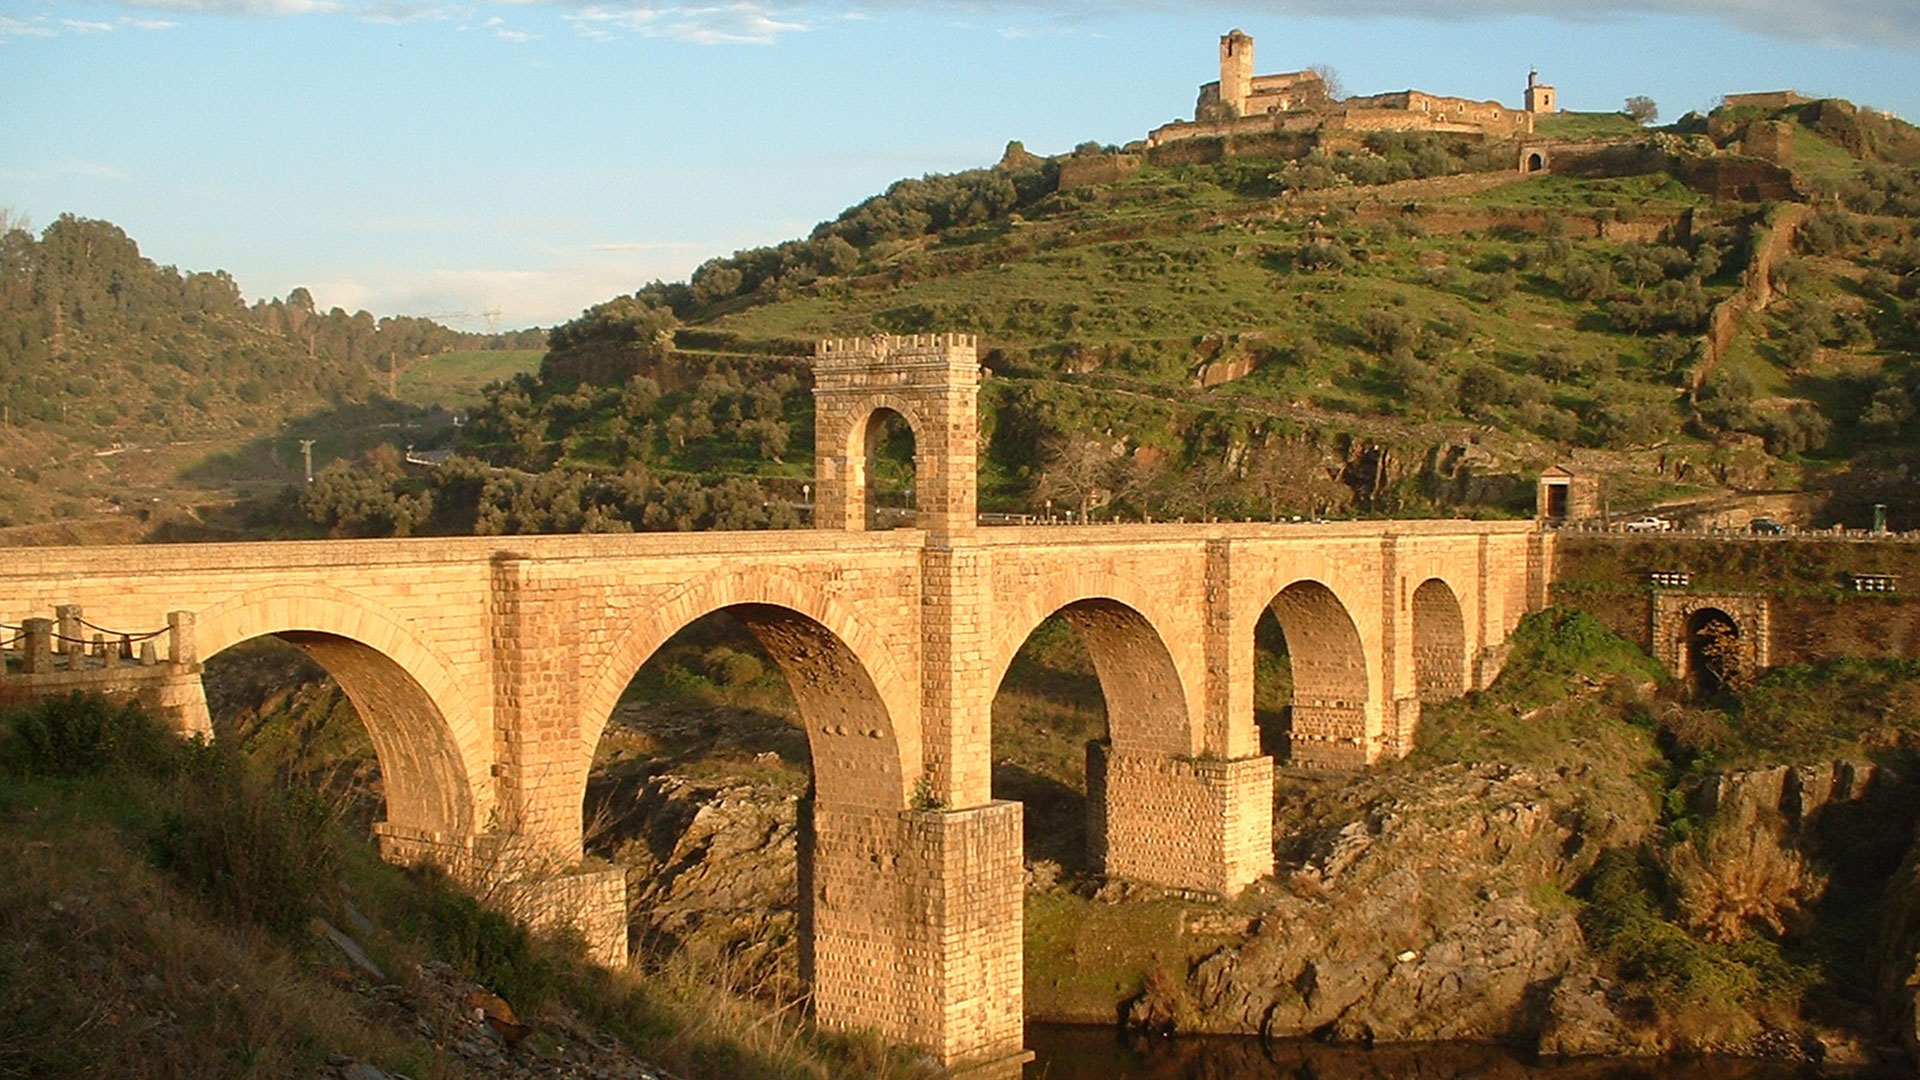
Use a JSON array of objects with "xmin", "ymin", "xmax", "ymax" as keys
[
  {"xmin": 167, "ymin": 610, "xmax": 197, "ymax": 666},
  {"xmin": 477, "ymin": 552, "xmax": 627, "ymax": 968},
  {"xmin": 55, "ymin": 605, "xmax": 82, "ymax": 661},
  {"xmin": 22, "ymin": 618, "xmax": 53, "ymax": 675},
  {"xmin": 811, "ymin": 801, "xmax": 1026, "ymax": 1072},
  {"xmin": 1088, "ymin": 743, "xmax": 1272, "ymax": 895}
]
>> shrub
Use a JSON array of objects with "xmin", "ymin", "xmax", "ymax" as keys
[
  {"xmin": 147, "ymin": 748, "xmax": 338, "ymax": 937},
  {"xmin": 0, "ymin": 692, "xmax": 183, "ymax": 780}
]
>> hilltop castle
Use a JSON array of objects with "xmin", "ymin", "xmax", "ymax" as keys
[{"xmin": 1150, "ymin": 30, "xmax": 1554, "ymax": 149}]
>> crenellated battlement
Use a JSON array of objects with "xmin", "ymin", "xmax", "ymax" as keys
[{"xmin": 814, "ymin": 333, "xmax": 978, "ymax": 362}]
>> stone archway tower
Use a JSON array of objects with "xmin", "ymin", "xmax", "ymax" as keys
[{"xmin": 812, "ymin": 333, "xmax": 979, "ymax": 540}]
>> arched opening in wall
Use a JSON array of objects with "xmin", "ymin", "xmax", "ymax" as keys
[
  {"xmin": 1412, "ymin": 578, "xmax": 1467, "ymax": 703},
  {"xmin": 1525, "ymin": 151, "xmax": 1547, "ymax": 173},
  {"xmin": 584, "ymin": 604, "xmax": 896, "ymax": 1003},
  {"xmin": 860, "ymin": 408, "xmax": 916, "ymax": 530},
  {"xmin": 990, "ymin": 600, "xmax": 1189, "ymax": 872},
  {"xmin": 989, "ymin": 615, "xmax": 1103, "ymax": 872},
  {"xmin": 1258, "ymin": 581, "xmax": 1370, "ymax": 765},
  {"xmin": 1252, "ymin": 607, "xmax": 1293, "ymax": 758},
  {"xmin": 1685, "ymin": 608, "xmax": 1742, "ymax": 697},
  {"xmin": 197, "ymin": 631, "xmax": 471, "ymax": 843}
]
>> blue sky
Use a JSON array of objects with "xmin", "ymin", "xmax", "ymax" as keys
[{"xmin": 4, "ymin": 1, "xmax": 1918, "ymax": 330}]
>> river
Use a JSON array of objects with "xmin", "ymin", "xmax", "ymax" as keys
[{"xmin": 1024, "ymin": 1022, "xmax": 1908, "ymax": 1079}]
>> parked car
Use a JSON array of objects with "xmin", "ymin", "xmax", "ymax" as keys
[
  {"xmin": 1624, "ymin": 516, "xmax": 1672, "ymax": 533},
  {"xmin": 1749, "ymin": 518, "xmax": 1786, "ymax": 535}
]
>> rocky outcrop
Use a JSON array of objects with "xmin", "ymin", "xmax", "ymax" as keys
[
  {"xmin": 1120, "ymin": 757, "xmax": 1914, "ymax": 1061},
  {"xmin": 1128, "ymin": 762, "xmax": 1654, "ymax": 1047},
  {"xmin": 605, "ymin": 774, "xmax": 803, "ymax": 997},
  {"xmin": 1670, "ymin": 760, "xmax": 1887, "ymax": 944}
]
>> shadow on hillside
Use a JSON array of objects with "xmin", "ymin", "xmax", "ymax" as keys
[{"xmin": 178, "ymin": 399, "xmax": 460, "ymax": 488}]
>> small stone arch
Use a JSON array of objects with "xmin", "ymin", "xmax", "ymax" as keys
[
  {"xmin": 1263, "ymin": 579, "xmax": 1372, "ymax": 767},
  {"xmin": 580, "ymin": 568, "xmax": 919, "ymax": 816},
  {"xmin": 845, "ymin": 400, "xmax": 922, "ymax": 531},
  {"xmin": 1651, "ymin": 590, "xmax": 1770, "ymax": 695},
  {"xmin": 1520, "ymin": 146, "xmax": 1550, "ymax": 174},
  {"xmin": 1684, "ymin": 608, "xmax": 1741, "ymax": 696},
  {"xmin": 1412, "ymin": 577, "xmax": 1468, "ymax": 703},
  {"xmin": 194, "ymin": 584, "xmax": 485, "ymax": 840}
]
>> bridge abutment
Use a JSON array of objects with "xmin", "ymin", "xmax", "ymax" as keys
[{"xmin": 374, "ymin": 825, "xmax": 627, "ymax": 967}]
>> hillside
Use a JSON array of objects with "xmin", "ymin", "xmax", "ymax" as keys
[
  {"xmin": 284, "ymin": 98, "xmax": 1920, "ymax": 539},
  {"xmin": 4, "ymin": 96, "xmax": 1919, "ymax": 542},
  {"xmin": 0, "ymin": 213, "xmax": 540, "ymax": 537}
]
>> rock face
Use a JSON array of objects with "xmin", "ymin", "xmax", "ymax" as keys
[
  {"xmin": 1670, "ymin": 761, "xmax": 1888, "ymax": 944},
  {"xmin": 1121, "ymin": 757, "xmax": 1913, "ymax": 1060},
  {"xmin": 1129, "ymin": 762, "xmax": 1653, "ymax": 1047},
  {"xmin": 606, "ymin": 774, "xmax": 803, "ymax": 998}
]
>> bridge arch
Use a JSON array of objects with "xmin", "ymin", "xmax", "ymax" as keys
[
  {"xmin": 1412, "ymin": 577, "xmax": 1468, "ymax": 702},
  {"xmin": 580, "ymin": 566, "xmax": 919, "ymax": 814},
  {"xmin": 1259, "ymin": 578, "xmax": 1373, "ymax": 767},
  {"xmin": 194, "ymin": 584, "xmax": 486, "ymax": 840},
  {"xmin": 1685, "ymin": 607, "xmax": 1741, "ymax": 696},
  {"xmin": 990, "ymin": 584, "xmax": 1199, "ymax": 758}
]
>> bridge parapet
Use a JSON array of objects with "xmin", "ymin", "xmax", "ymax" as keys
[{"xmin": 1, "ymin": 605, "xmax": 210, "ymax": 737}]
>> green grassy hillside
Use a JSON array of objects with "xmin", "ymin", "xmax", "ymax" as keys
[{"xmin": 284, "ymin": 100, "xmax": 1914, "ymax": 538}]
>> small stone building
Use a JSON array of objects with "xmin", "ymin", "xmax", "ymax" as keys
[{"xmin": 1537, "ymin": 465, "xmax": 1601, "ymax": 524}]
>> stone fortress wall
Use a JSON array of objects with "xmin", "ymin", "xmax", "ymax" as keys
[{"xmin": 1150, "ymin": 29, "xmax": 1551, "ymax": 151}]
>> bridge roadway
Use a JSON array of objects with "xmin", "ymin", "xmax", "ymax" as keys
[{"xmin": 0, "ymin": 336, "xmax": 1552, "ymax": 1073}]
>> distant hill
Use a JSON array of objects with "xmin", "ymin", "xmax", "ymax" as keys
[{"xmin": 0, "ymin": 213, "xmax": 540, "ymax": 532}]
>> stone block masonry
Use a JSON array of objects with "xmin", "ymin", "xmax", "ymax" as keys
[{"xmin": 0, "ymin": 332, "xmax": 1550, "ymax": 1069}]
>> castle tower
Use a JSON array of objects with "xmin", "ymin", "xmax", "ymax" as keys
[
  {"xmin": 1525, "ymin": 68, "xmax": 1558, "ymax": 115},
  {"xmin": 1219, "ymin": 29, "xmax": 1254, "ymax": 118}
]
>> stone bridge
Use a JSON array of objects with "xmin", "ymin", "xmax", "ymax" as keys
[{"xmin": 0, "ymin": 334, "xmax": 1550, "ymax": 1073}]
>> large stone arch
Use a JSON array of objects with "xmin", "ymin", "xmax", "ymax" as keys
[
  {"xmin": 1412, "ymin": 577, "xmax": 1468, "ymax": 703},
  {"xmin": 194, "ymin": 583, "xmax": 486, "ymax": 840},
  {"xmin": 579, "ymin": 566, "xmax": 920, "ymax": 814},
  {"xmin": 989, "ymin": 582, "xmax": 1199, "ymax": 759},
  {"xmin": 812, "ymin": 334, "xmax": 979, "ymax": 537},
  {"xmin": 1262, "ymin": 578, "xmax": 1373, "ymax": 767}
]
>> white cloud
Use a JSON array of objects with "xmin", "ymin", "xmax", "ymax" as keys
[
  {"xmin": 844, "ymin": 0, "xmax": 1920, "ymax": 49},
  {"xmin": 28, "ymin": 0, "xmax": 1917, "ymax": 51},
  {"xmin": 565, "ymin": 2, "xmax": 806, "ymax": 44},
  {"xmin": 0, "ymin": 15, "xmax": 59, "ymax": 39},
  {"xmin": 359, "ymin": 1, "xmax": 466, "ymax": 23},
  {"xmin": 591, "ymin": 240, "xmax": 706, "ymax": 251},
  {"xmin": 300, "ymin": 255, "xmax": 697, "ymax": 326},
  {"xmin": 495, "ymin": 25, "xmax": 537, "ymax": 38},
  {"xmin": 62, "ymin": 19, "xmax": 119, "ymax": 31},
  {"xmin": 0, "ymin": 158, "xmax": 134, "ymax": 184}
]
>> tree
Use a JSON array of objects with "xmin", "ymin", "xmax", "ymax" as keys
[
  {"xmin": 1624, "ymin": 96, "xmax": 1659, "ymax": 125},
  {"xmin": 1308, "ymin": 64, "xmax": 1345, "ymax": 101}
]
